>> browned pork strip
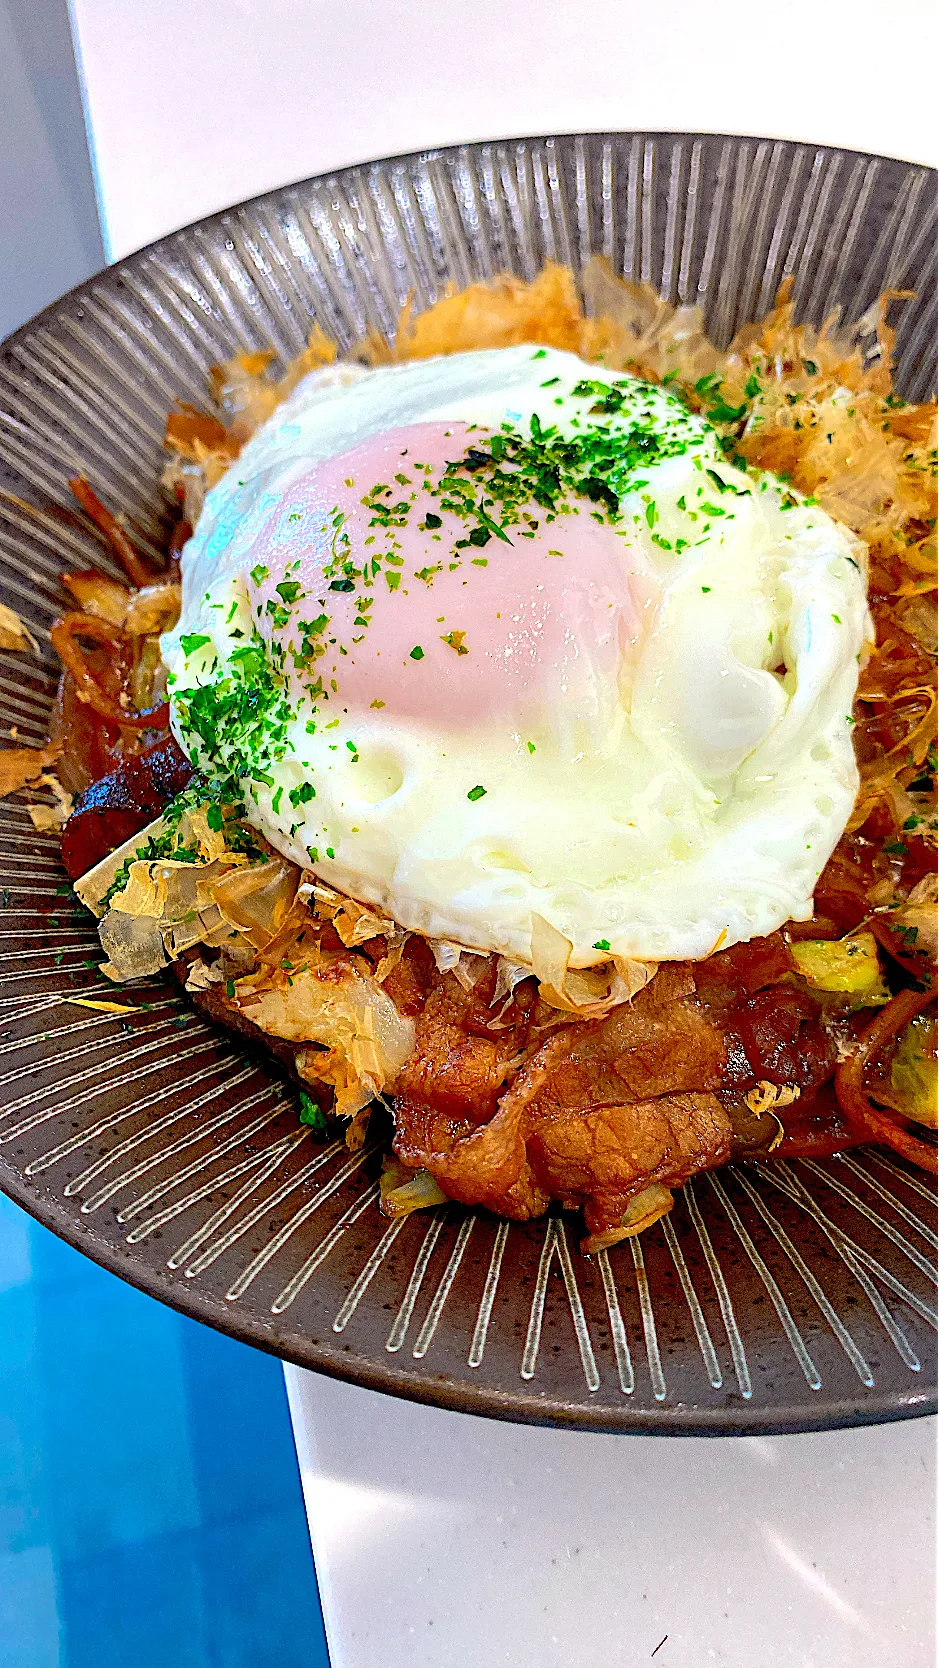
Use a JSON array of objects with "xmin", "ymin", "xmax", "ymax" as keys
[
  {"xmin": 176, "ymin": 926, "xmax": 846, "ymax": 1233},
  {"xmin": 391, "ymin": 964, "xmax": 733, "ymax": 1232}
]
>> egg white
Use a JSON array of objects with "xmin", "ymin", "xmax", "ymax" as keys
[{"xmin": 163, "ymin": 346, "xmax": 870, "ymax": 965}]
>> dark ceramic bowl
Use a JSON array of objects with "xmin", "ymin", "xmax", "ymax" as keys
[{"xmin": 0, "ymin": 132, "xmax": 935, "ymax": 1433}]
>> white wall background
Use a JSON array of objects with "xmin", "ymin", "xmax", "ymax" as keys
[
  {"xmin": 69, "ymin": 0, "xmax": 937, "ymax": 262},
  {"xmin": 0, "ymin": 0, "xmax": 103, "ymax": 336}
]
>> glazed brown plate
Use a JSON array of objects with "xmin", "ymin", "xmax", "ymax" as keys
[{"xmin": 0, "ymin": 132, "xmax": 936, "ymax": 1433}]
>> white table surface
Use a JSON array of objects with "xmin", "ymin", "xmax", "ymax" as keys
[
  {"xmin": 66, "ymin": 4, "xmax": 937, "ymax": 1663},
  {"xmin": 285, "ymin": 1368, "xmax": 935, "ymax": 1668}
]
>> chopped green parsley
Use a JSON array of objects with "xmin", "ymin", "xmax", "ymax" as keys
[
  {"xmin": 179, "ymin": 632, "xmax": 212, "ymax": 656},
  {"xmin": 298, "ymin": 1091, "xmax": 328, "ymax": 1134}
]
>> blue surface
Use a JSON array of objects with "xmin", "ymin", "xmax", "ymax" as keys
[{"xmin": 0, "ymin": 1191, "xmax": 329, "ymax": 1668}]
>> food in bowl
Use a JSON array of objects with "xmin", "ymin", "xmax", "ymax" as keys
[{"xmin": 11, "ymin": 261, "xmax": 935, "ymax": 1250}]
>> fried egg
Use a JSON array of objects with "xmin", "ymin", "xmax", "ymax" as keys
[{"xmin": 163, "ymin": 345, "xmax": 870, "ymax": 965}]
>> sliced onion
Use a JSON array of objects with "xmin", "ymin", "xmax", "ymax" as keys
[
  {"xmin": 122, "ymin": 583, "xmax": 182, "ymax": 637},
  {"xmin": 61, "ymin": 571, "xmax": 130, "ymax": 625},
  {"xmin": 581, "ymin": 1184, "xmax": 675, "ymax": 1253},
  {"xmin": 379, "ymin": 1158, "xmax": 448, "ymax": 1219}
]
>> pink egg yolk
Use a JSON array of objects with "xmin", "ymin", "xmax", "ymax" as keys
[{"xmin": 250, "ymin": 422, "xmax": 656, "ymax": 730}]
